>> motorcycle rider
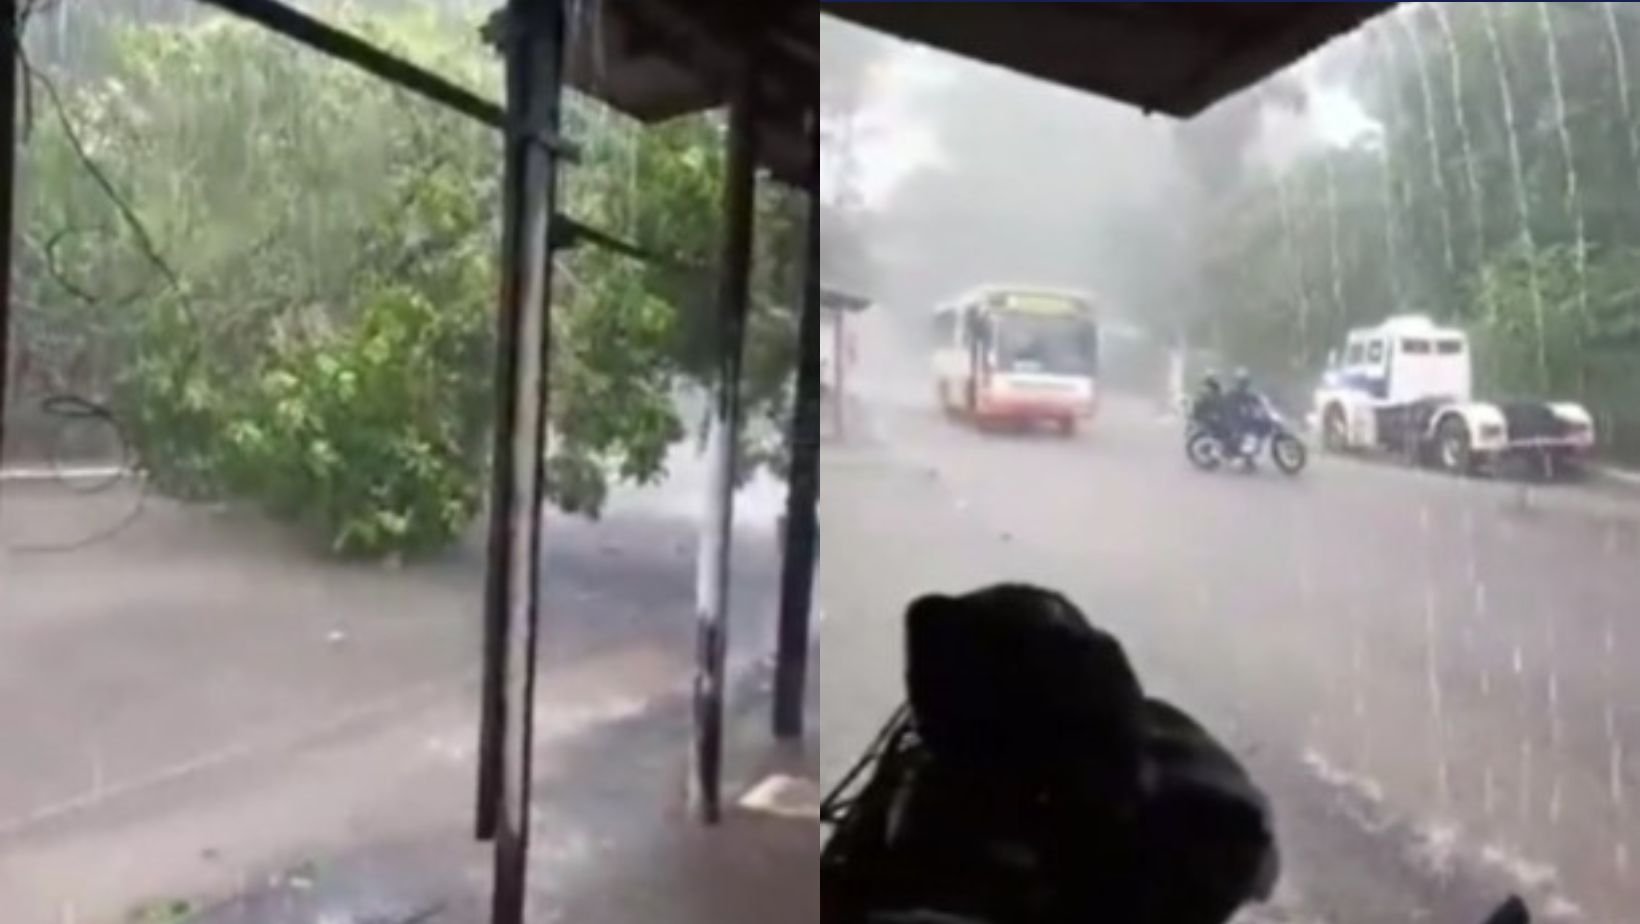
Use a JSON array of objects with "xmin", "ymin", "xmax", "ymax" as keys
[
  {"xmin": 1190, "ymin": 372, "xmax": 1241, "ymax": 456},
  {"xmin": 1223, "ymin": 368, "xmax": 1267, "ymax": 459}
]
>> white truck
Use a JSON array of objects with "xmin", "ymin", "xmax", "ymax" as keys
[{"xmin": 1310, "ymin": 315, "xmax": 1595, "ymax": 475}]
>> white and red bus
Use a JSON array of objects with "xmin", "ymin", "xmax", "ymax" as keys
[{"xmin": 932, "ymin": 285, "xmax": 1100, "ymax": 435}]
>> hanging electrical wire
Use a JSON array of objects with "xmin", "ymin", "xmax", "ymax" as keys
[{"xmin": 3, "ymin": 8, "xmax": 168, "ymax": 551}]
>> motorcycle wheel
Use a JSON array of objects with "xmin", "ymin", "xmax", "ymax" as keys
[
  {"xmin": 1271, "ymin": 433, "xmax": 1308, "ymax": 475},
  {"xmin": 1186, "ymin": 431, "xmax": 1223, "ymax": 471}
]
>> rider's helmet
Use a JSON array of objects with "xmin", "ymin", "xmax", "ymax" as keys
[
  {"xmin": 1231, "ymin": 367, "xmax": 1253, "ymax": 393},
  {"xmin": 1200, "ymin": 371, "xmax": 1222, "ymax": 395}
]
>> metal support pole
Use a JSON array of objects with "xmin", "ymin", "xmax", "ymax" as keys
[
  {"xmin": 774, "ymin": 120, "xmax": 821, "ymax": 740},
  {"xmin": 0, "ymin": 0, "xmax": 18, "ymax": 469},
  {"xmin": 474, "ymin": 2, "xmax": 564, "ymax": 921},
  {"xmin": 693, "ymin": 50, "xmax": 760, "ymax": 825}
]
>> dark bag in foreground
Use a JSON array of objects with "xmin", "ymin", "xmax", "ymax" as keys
[{"xmin": 822, "ymin": 585, "xmax": 1279, "ymax": 924}]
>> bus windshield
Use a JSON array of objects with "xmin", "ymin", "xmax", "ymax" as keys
[{"xmin": 994, "ymin": 311, "xmax": 1097, "ymax": 376}]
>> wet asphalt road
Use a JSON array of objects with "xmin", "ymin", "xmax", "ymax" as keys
[
  {"xmin": 820, "ymin": 394, "xmax": 1640, "ymax": 924},
  {"xmin": 0, "ymin": 442, "xmax": 794, "ymax": 922}
]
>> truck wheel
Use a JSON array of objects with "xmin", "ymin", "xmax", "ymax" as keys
[
  {"xmin": 1437, "ymin": 416, "xmax": 1476, "ymax": 475},
  {"xmin": 1322, "ymin": 406, "xmax": 1349, "ymax": 453}
]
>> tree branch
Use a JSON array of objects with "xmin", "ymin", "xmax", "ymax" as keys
[{"xmin": 15, "ymin": 43, "xmax": 183, "ymax": 292}]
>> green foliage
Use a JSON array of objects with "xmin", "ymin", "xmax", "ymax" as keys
[
  {"xmin": 122, "ymin": 298, "xmax": 233, "ymax": 501},
  {"xmin": 1172, "ymin": 3, "xmax": 1640, "ymax": 456},
  {"xmin": 128, "ymin": 896, "xmax": 194, "ymax": 924},
  {"xmin": 1465, "ymin": 243, "xmax": 1640, "ymax": 454},
  {"xmin": 17, "ymin": 4, "xmax": 802, "ymax": 557},
  {"xmin": 220, "ymin": 279, "xmax": 492, "ymax": 555}
]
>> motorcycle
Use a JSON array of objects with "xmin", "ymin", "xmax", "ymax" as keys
[{"xmin": 1186, "ymin": 396, "xmax": 1308, "ymax": 476}]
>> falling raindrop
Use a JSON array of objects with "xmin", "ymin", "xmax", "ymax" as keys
[
  {"xmin": 1431, "ymin": 2, "xmax": 1495, "ymax": 320},
  {"xmin": 1271, "ymin": 164, "xmax": 1316, "ymax": 361},
  {"xmin": 1484, "ymin": 764, "xmax": 1498, "ymax": 819},
  {"xmin": 1520, "ymin": 737, "xmax": 1535, "ymax": 826},
  {"xmin": 1365, "ymin": 27, "xmax": 1408, "ymax": 305},
  {"xmin": 1471, "ymin": 580, "xmax": 1487, "ymax": 686},
  {"xmin": 1322, "ymin": 153, "xmax": 1347, "ymax": 334},
  {"xmin": 1535, "ymin": 2, "xmax": 1592, "ymax": 352},
  {"xmin": 625, "ymin": 110, "xmax": 641, "ymax": 241},
  {"xmin": 1601, "ymin": 522, "xmax": 1629, "ymax": 859},
  {"xmin": 1539, "ymin": 569, "xmax": 1565, "ymax": 835},
  {"xmin": 1602, "ymin": 0, "xmax": 1640, "ymax": 195},
  {"xmin": 1481, "ymin": 1, "xmax": 1550, "ymax": 390},
  {"xmin": 1424, "ymin": 586, "xmax": 1451, "ymax": 810},
  {"xmin": 1608, "ymin": 705, "xmax": 1626, "ymax": 810},
  {"xmin": 1391, "ymin": 9, "xmax": 1457, "ymax": 274},
  {"xmin": 1352, "ymin": 601, "xmax": 1372, "ymax": 776}
]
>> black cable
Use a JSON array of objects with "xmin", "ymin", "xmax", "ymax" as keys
[
  {"xmin": 5, "ymin": 13, "xmax": 468, "ymax": 556},
  {"xmin": 40, "ymin": 394, "xmax": 133, "ymax": 492},
  {"xmin": 40, "ymin": 226, "xmax": 155, "ymax": 307},
  {"xmin": 17, "ymin": 46, "xmax": 183, "ymax": 291},
  {"xmin": 5, "ymin": 474, "xmax": 148, "ymax": 555},
  {"xmin": 821, "ymin": 702, "xmax": 912, "ymax": 826},
  {"xmin": 3, "ymin": 15, "xmax": 155, "ymax": 552},
  {"xmin": 3, "ymin": 392, "xmax": 146, "ymax": 554}
]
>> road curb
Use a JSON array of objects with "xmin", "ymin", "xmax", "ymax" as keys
[
  {"xmin": 1592, "ymin": 463, "xmax": 1640, "ymax": 488},
  {"xmin": 1289, "ymin": 439, "xmax": 1640, "ymax": 527},
  {"xmin": 1449, "ymin": 471, "xmax": 1640, "ymax": 529},
  {"xmin": 0, "ymin": 464, "xmax": 129, "ymax": 483},
  {"xmin": 858, "ymin": 393, "xmax": 1640, "ymax": 529}
]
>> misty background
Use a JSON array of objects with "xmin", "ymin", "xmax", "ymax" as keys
[
  {"xmin": 822, "ymin": 4, "xmax": 1640, "ymax": 458},
  {"xmin": 819, "ymin": 11, "xmax": 1356, "ymax": 408}
]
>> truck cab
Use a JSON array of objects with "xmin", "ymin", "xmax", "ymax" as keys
[
  {"xmin": 1314, "ymin": 315, "xmax": 1594, "ymax": 474},
  {"xmin": 1322, "ymin": 316, "xmax": 1471, "ymax": 405}
]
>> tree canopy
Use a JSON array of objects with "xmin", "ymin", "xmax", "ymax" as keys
[
  {"xmin": 1188, "ymin": 2, "xmax": 1640, "ymax": 454},
  {"xmin": 8, "ymin": 3, "xmax": 802, "ymax": 555}
]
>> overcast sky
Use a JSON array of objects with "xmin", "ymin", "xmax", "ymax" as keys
[{"xmin": 831, "ymin": 26, "xmax": 1381, "ymax": 209}]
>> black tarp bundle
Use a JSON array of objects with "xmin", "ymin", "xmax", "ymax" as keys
[{"xmin": 822, "ymin": 584, "xmax": 1278, "ymax": 924}]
